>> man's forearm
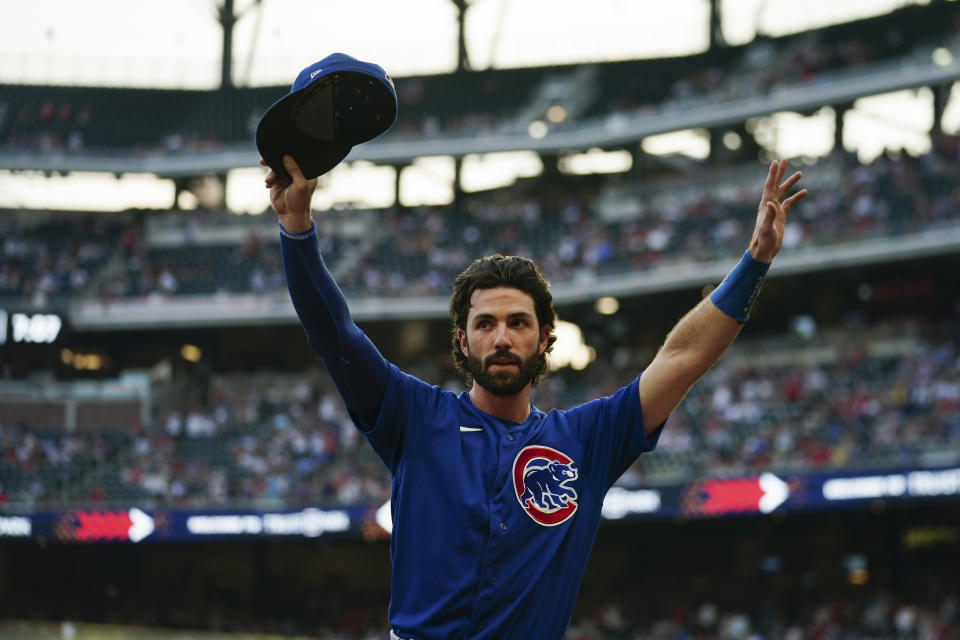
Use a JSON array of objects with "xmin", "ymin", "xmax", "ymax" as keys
[
  {"xmin": 659, "ymin": 298, "xmax": 742, "ymax": 383},
  {"xmin": 659, "ymin": 247, "xmax": 771, "ymax": 379},
  {"xmin": 638, "ymin": 295, "xmax": 743, "ymax": 431}
]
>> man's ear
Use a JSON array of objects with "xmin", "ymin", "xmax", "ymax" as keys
[
  {"xmin": 457, "ymin": 328, "xmax": 468, "ymax": 355},
  {"xmin": 539, "ymin": 325, "xmax": 551, "ymax": 354}
]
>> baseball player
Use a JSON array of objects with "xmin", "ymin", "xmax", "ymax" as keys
[{"xmin": 263, "ymin": 153, "xmax": 806, "ymax": 639}]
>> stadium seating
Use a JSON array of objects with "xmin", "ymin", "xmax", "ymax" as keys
[
  {"xmin": 3, "ymin": 313, "xmax": 956, "ymax": 509},
  {"xmin": 3, "ymin": 143, "xmax": 959, "ymax": 304}
]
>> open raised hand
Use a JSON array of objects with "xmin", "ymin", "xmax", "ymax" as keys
[{"xmin": 749, "ymin": 158, "xmax": 808, "ymax": 263}]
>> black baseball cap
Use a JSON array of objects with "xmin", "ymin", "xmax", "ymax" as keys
[{"xmin": 255, "ymin": 52, "xmax": 398, "ymax": 180}]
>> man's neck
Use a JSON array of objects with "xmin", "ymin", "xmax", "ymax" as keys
[{"xmin": 468, "ymin": 385, "xmax": 532, "ymax": 424}]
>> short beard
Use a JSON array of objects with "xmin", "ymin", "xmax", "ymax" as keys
[{"xmin": 466, "ymin": 345, "xmax": 540, "ymax": 397}]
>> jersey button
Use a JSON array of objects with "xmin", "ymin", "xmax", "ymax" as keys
[
  {"xmin": 506, "ymin": 432, "xmax": 515, "ymax": 441},
  {"xmin": 499, "ymin": 521, "xmax": 507, "ymax": 530}
]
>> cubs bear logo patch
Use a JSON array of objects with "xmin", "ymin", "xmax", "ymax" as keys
[{"xmin": 513, "ymin": 445, "xmax": 579, "ymax": 526}]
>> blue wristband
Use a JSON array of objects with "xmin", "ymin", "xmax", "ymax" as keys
[
  {"xmin": 278, "ymin": 220, "xmax": 316, "ymax": 240},
  {"xmin": 710, "ymin": 251, "xmax": 770, "ymax": 323}
]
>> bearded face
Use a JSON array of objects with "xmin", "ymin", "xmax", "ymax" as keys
[
  {"xmin": 465, "ymin": 342, "xmax": 541, "ymax": 397},
  {"xmin": 459, "ymin": 286, "xmax": 547, "ymax": 398}
]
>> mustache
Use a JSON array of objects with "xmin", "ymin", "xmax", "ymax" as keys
[{"xmin": 484, "ymin": 351, "xmax": 522, "ymax": 367}]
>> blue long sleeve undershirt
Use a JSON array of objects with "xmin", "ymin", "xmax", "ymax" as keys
[{"xmin": 279, "ymin": 222, "xmax": 389, "ymax": 431}]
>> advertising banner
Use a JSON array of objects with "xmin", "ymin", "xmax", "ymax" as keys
[{"xmin": 3, "ymin": 466, "xmax": 958, "ymax": 544}]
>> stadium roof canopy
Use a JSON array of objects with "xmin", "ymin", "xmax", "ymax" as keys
[{"xmin": 0, "ymin": 0, "xmax": 931, "ymax": 89}]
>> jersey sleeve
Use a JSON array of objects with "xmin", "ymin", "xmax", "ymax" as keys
[
  {"xmin": 573, "ymin": 376, "xmax": 664, "ymax": 493},
  {"xmin": 361, "ymin": 363, "xmax": 447, "ymax": 473},
  {"xmin": 280, "ymin": 224, "xmax": 390, "ymax": 432}
]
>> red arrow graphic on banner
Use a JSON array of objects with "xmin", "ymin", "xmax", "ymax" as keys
[
  {"xmin": 696, "ymin": 473, "xmax": 789, "ymax": 516},
  {"xmin": 75, "ymin": 510, "xmax": 132, "ymax": 542},
  {"xmin": 700, "ymin": 478, "xmax": 764, "ymax": 515}
]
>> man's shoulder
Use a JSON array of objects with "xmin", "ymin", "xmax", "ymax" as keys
[
  {"xmin": 390, "ymin": 365, "xmax": 466, "ymax": 404},
  {"xmin": 539, "ymin": 378, "xmax": 641, "ymax": 419}
]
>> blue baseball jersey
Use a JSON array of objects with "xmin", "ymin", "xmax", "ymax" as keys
[
  {"xmin": 366, "ymin": 365, "xmax": 662, "ymax": 640},
  {"xmin": 279, "ymin": 228, "xmax": 663, "ymax": 640}
]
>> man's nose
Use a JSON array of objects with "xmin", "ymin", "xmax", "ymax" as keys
[{"xmin": 493, "ymin": 323, "xmax": 512, "ymax": 347}]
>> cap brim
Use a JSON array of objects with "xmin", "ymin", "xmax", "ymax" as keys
[{"xmin": 255, "ymin": 70, "xmax": 397, "ymax": 181}]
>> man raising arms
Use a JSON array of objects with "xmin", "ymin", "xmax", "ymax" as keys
[{"xmin": 264, "ymin": 154, "xmax": 806, "ymax": 640}]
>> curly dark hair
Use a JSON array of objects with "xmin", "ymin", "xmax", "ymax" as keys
[{"xmin": 449, "ymin": 255, "xmax": 558, "ymax": 388}]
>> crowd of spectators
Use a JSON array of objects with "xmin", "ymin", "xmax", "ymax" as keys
[
  {"xmin": 3, "ymin": 139, "xmax": 960, "ymax": 307},
  {"xmin": 3, "ymin": 569, "xmax": 957, "ymax": 639},
  {"xmin": 563, "ymin": 586, "xmax": 960, "ymax": 640},
  {"xmin": 3, "ymin": 127, "xmax": 960, "ymax": 512},
  {"xmin": 646, "ymin": 319, "xmax": 960, "ymax": 482},
  {"xmin": 0, "ymin": 211, "xmax": 127, "ymax": 306},
  {"xmin": 2, "ymin": 312, "xmax": 957, "ymax": 510},
  {"xmin": 324, "ymin": 141, "xmax": 960, "ymax": 298}
]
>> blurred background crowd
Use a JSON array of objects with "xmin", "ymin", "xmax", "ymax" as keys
[
  {"xmin": 3, "ymin": 143, "xmax": 960, "ymax": 305},
  {"xmin": 2, "ymin": 310, "xmax": 958, "ymax": 510}
]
